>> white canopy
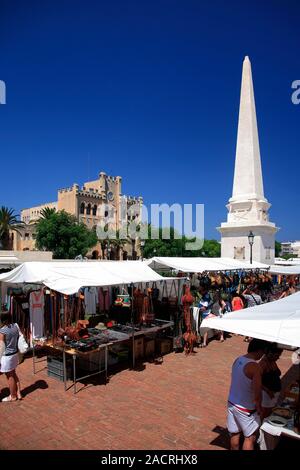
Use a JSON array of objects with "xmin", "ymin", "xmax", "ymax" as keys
[
  {"xmin": 146, "ymin": 256, "xmax": 269, "ymax": 273},
  {"xmin": 269, "ymin": 265, "xmax": 300, "ymax": 276},
  {"xmin": 201, "ymin": 292, "xmax": 300, "ymax": 348},
  {"xmin": 0, "ymin": 261, "xmax": 171, "ymax": 295},
  {"xmin": 0, "ymin": 255, "xmax": 21, "ymax": 269}
]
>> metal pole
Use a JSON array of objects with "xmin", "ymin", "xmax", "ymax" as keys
[
  {"xmin": 63, "ymin": 345, "xmax": 67, "ymax": 392},
  {"xmin": 0, "ymin": 281, "xmax": 2, "ymax": 310},
  {"xmin": 73, "ymin": 354, "xmax": 76, "ymax": 394},
  {"xmin": 250, "ymin": 244, "xmax": 253, "ymax": 264},
  {"xmin": 105, "ymin": 345, "xmax": 108, "ymax": 383},
  {"xmin": 131, "ymin": 282, "xmax": 135, "ymax": 369}
]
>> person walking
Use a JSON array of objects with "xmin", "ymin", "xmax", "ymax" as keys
[
  {"xmin": 227, "ymin": 338, "xmax": 268, "ymax": 450},
  {"xmin": 0, "ymin": 311, "xmax": 22, "ymax": 402}
]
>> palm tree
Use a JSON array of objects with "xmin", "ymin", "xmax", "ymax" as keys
[
  {"xmin": 111, "ymin": 230, "xmax": 128, "ymax": 260},
  {"xmin": 0, "ymin": 206, "xmax": 24, "ymax": 250},
  {"xmin": 39, "ymin": 207, "xmax": 56, "ymax": 219}
]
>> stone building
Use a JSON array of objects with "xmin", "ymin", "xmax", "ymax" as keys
[{"xmin": 14, "ymin": 172, "xmax": 143, "ymax": 259}]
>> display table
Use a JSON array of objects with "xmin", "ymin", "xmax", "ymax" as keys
[
  {"xmin": 259, "ymin": 381, "xmax": 300, "ymax": 450},
  {"xmin": 32, "ymin": 320, "xmax": 174, "ymax": 392},
  {"xmin": 259, "ymin": 419, "xmax": 300, "ymax": 450},
  {"xmin": 63, "ymin": 343, "xmax": 112, "ymax": 394},
  {"xmin": 33, "ymin": 341, "xmax": 112, "ymax": 394}
]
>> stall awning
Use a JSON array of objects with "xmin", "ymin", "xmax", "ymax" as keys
[
  {"xmin": 0, "ymin": 261, "xmax": 175, "ymax": 295},
  {"xmin": 269, "ymin": 265, "xmax": 300, "ymax": 275},
  {"xmin": 201, "ymin": 292, "xmax": 300, "ymax": 348},
  {"xmin": 145, "ymin": 257, "xmax": 269, "ymax": 273},
  {"xmin": 0, "ymin": 255, "xmax": 21, "ymax": 269}
]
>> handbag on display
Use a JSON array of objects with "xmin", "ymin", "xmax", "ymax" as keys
[
  {"xmin": 114, "ymin": 288, "xmax": 131, "ymax": 308},
  {"xmin": 161, "ymin": 281, "xmax": 169, "ymax": 305},
  {"xmin": 152, "ymin": 282, "xmax": 160, "ymax": 300},
  {"xmin": 16, "ymin": 324, "xmax": 29, "ymax": 354},
  {"xmin": 169, "ymin": 279, "xmax": 178, "ymax": 307}
]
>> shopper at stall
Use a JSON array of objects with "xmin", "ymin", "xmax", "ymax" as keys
[
  {"xmin": 279, "ymin": 282, "xmax": 296, "ymax": 299},
  {"xmin": 198, "ymin": 287, "xmax": 213, "ymax": 348},
  {"xmin": 231, "ymin": 291, "xmax": 245, "ymax": 311},
  {"xmin": 227, "ymin": 338, "xmax": 268, "ymax": 450},
  {"xmin": 0, "ymin": 311, "xmax": 22, "ymax": 402},
  {"xmin": 260, "ymin": 344, "xmax": 283, "ymax": 419},
  {"xmin": 217, "ymin": 294, "xmax": 231, "ymax": 342},
  {"xmin": 242, "ymin": 286, "xmax": 263, "ymax": 307},
  {"xmin": 242, "ymin": 287, "xmax": 262, "ymax": 343}
]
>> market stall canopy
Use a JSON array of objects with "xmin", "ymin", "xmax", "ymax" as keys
[
  {"xmin": 0, "ymin": 255, "xmax": 21, "ymax": 269},
  {"xmin": 269, "ymin": 265, "xmax": 300, "ymax": 275},
  {"xmin": 274, "ymin": 258, "xmax": 300, "ymax": 266},
  {"xmin": 145, "ymin": 257, "xmax": 269, "ymax": 273},
  {"xmin": 201, "ymin": 292, "xmax": 300, "ymax": 348},
  {"xmin": 0, "ymin": 261, "xmax": 175, "ymax": 295}
]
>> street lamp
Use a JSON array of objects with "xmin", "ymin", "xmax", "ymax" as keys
[
  {"xmin": 248, "ymin": 231, "xmax": 255, "ymax": 264},
  {"xmin": 140, "ymin": 239, "xmax": 145, "ymax": 260}
]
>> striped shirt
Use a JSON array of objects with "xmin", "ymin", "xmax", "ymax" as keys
[{"xmin": 0, "ymin": 323, "xmax": 19, "ymax": 355}]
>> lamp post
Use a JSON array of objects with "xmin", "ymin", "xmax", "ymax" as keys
[
  {"xmin": 140, "ymin": 239, "xmax": 145, "ymax": 260},
  {"xmin": 248, "ymin": 231, "xmax": 255, "ymax": 264}
]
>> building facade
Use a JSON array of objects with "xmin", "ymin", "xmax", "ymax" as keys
[
  {"xmin": 280, "ymin": 241, "xmax": 300, "ymax": 258},
  {"xmin": 14, "ymin": 172, "xmax": 143, "ymax": 259},
  {"xmin": 218, "ymin": 56, "xmax": 278, "ymax": 264}
]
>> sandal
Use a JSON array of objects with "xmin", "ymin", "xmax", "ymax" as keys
[{"xmin": 2, "ymin": 395, "xmax": 17, "ymax": 402}]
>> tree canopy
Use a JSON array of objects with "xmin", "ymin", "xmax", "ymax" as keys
[
  {"xmin": 35, "ymin": 210, "xmax": 97, "ymax": 259},
  {"xmin": 0, "ymin": 206, "xmax": 24, "ymax": 249},
  {"xmin": 142, "ymin": 226, "xmax": 220, "ymax": 258}
]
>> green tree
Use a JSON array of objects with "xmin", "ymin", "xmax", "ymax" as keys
[
  {"xmin": 275, "ymin": 241, "xmax": 281, "ymax": 257},
  {"xmin": 142, "ymin": 225, "xmax": 221, "ymax": 258},
  {"xmin": 0, "ymin": 206, "xmax": 24, "ymax": 249},
  {"xmin": 35, "ymin": 210, "xmax": 97, "ymax": 259},
  {"xmin": 39, "ymin": 207, "xmax": 56, "ymax": 219}
]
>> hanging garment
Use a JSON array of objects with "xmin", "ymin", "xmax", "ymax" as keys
[
  {"xmin": 29, "ymin": 289, "xmax": 45, "ymax": 340},
  {"xmin": 192, "ymin": 307, "xmax": 200, "ymax": 334},
  {"xmin": 84, "ymin": 287, "xmax": 98, "ymax": 315},
  {"xmin": 98, "ymin": 287, "xmax": 111, "ymax": 312}
]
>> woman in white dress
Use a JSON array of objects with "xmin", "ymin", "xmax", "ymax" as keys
[{"xmin": 0, "ymin": 311, "xmax": 22, "ymax": 402}]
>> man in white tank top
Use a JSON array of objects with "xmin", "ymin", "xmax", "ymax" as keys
[{"xmin": 227, "ymin": 338, "xmax": 268, "ymax": 450}]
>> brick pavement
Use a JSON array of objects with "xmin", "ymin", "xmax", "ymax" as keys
[{"xmin": 0, "ymin": 336, "xmax": 296, "ymax": 450}]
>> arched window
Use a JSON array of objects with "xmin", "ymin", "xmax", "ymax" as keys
[
  {"xmin": 80, "ymin": 202, "xmax": 85, "ymax": 214},
  {"xmin": 86, "ymin": 203, "xmax": 91, "ymax": 215},
  {"xmin": 92, "ymin": 204, "xmax": 97, "ymax": 216}
]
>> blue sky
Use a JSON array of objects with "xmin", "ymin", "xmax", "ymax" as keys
[{"xmin": 0, "ymin": 0, "xmax": 299, "ymax": 241}]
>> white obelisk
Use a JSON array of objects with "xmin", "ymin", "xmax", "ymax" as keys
[{"xmin": 218, "ymin": 56, "xmax": 278, "ymax": 264}]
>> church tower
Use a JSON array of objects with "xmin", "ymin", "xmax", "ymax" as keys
[{"xmin": 218, "ymin": 56, "xmax": 278, "ymax": 264}]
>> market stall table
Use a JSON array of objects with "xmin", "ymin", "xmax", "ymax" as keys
[
  {"xmin": 32, "ymin": 319, "xmax": 174, "ymax": 393},
  {"xmin": 33, "ymin": 341, "xmax": 112, "ymax": 394},
  {"xmin": 259, "ymin": 419, "xmax": 300, "ymax": 450},
  {"xmin": 259, "ymin": 382, "xmax": 300, "ymax": 450}
]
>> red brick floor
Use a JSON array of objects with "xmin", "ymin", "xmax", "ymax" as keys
[{"xmin": 0, "ymin": 336, "xmax": 296, "ymax": 450}]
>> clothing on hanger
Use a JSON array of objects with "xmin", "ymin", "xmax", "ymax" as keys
[
  {"xmin": 29, "ymin": 288, "xmax": 45, "ymax": 341},
  {"xmin": 84, "ymin": 286, "xmax": 98, "ymax": 315}
]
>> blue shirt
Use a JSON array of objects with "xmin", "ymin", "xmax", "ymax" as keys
[{"xmin": 198, "ymin": 293, "xmax": 212, "ymax": 318}]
